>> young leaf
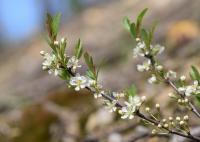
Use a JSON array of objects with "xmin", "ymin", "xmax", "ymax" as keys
[
  {"xmin": 136, "ymin": 8, "xmax": 148, "ymax": 36},
  {"xmin": 190, "ymin": 66, "xmax": 200, "ymax": 81},
  {"xmin": 123, "ymin": 17, "xmax": 131, "ymax": 31},
  {"xmin": 196, "ymin": 94, "xmax": 200, "ymax": 107},
  {"xmin": 84, "ymin": 52, "xmax": 95, "ymax": 73},
  {"xmin": 126, "ymin": 84, "xmax": 137, "ymax": 97},
  {"xmin": 75, "ymin": 39, "xmax": 83, "ymax": 59},
  {"xmin": 130, "ymin": 23, "xmax": 136, "ymax": 38},
  {"xmin": 52, "ymin": 13, "xmax": 61, "ymax": 39},
  {"xmin": 149, "ymin": 21, "xmax": 158, "ymax": 44},
  {"xmin": 46, "ymin": 13, "xmax": 53, "ymax": 40},
  {"xmin": 141, "ymin": 28, "xmax": 148, "ymax": 46}
]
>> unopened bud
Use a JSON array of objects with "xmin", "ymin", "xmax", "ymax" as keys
[
  {"xmin": 169, "ymin": 117, "xmax": 173, "ymax": 121},
  {"xmin": 54, "ymin": 40, "xmax": 59, "ymax": 45},
  {"xmin": 145, "ymin": 107, "xmax": 150, "ymax": 112},
  {"xmin": 141, "ymin": 96, "xmax": 146, "ymax": 101},
  {"xmin": 183, "ymin": 115, "xmax": 189, "ymax": 121},
  {"xmin": 136, "ymin": 38, "xmax": 140, "ymax": 42},
  {"xmin": 162, "ymin": 119, "xmax": 166, "ymax": 123},
  {"xmin": 164, "ymin": 124, "xmax": 169, "ymax": 128},
  {"xmin": 61, "ymin": 38, "xmax": 65, "ymax": 43},
  {"xmin": 156, "ymin": 65, "xmax": 163, "ymax": 71},
  {"xmin": 184, "ymin": 98, "xmax": 188, "ymax": 103},
  {"xmin": 178, "ymin": 99, "xmax": 182, "ymax": 103},
  {"xmin": 180, "ymin": 121, "xmax": 184, "ymax": 125},
  {"xmin": 155, "ymin": 103, "xmax": 160, "ymax": 108},
  {"xmin": 180, "ymin": 75, "xmax": 186, "ymax": 81},
  {"xmin": 152, "ymin": 129, "xmax": 157, "ymax": 134},
  {"xmin": 158, "ymin": 124, "xmax": 162, "ymax": 128},
  {"xmin": 40, "ymin": 50, "xmax": 45, "ymax": 55},
  {"xmin": 176, "ymin": 117, "xmax": 181, "ymax": 121}
]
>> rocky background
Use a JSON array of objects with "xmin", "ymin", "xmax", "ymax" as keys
[{"xmin": 0, "ymin": 0, "xmax": 200, "ymax": 142}]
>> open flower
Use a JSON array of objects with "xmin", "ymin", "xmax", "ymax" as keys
[
  {"xmin": 165, "ymin": 70, "xmax": 176, "ymax": 79},
  {"xmin": 133, "ymin": 40, "xmax": 146, "ymax": 58},
  {"xmin": 105, "ymin": 100, "xmax": 117, "ymax": 112},
  {"xmin": 69, "ymin": 74, "xmax": 89, "ymax": 91},
  {"xmin": 148, "ymin": 74, "xmax": 157, "ymax": 84},
  {"xmin": 67, "ymin": 56, "xmax": 81, "ymax": 71},
  {"xmin": 137, "ymin": 60, "xmax": 151, "ymax": 72},
  {"xmin": 42, "ymin": 53, "xmax": 56, "ymax": 69},
  {"xmin": 119, "ymin": 96, "xmax": 142, "ymax": 119},
  {"xmin": 94, "ymin": 90, "xmax": 104, "ymax": 98}
]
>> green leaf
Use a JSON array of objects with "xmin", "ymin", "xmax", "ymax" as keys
[
  {"xmin": 123, "ymin": 17, "xmax": 131, "ymax": 31},
  {"xmin": 75, "ymin": 39, "xmax": 83, "ymax": 59},
  {"xmin": 84, "ymin": 52, "xmax": 95, "ymax": 74},
  {"xmin": 141, "ymin": 28, "xmax": 148, "ymax": 46},
  {"xmin": 190, "ymin": 66, "xmax": 200, "ymax": 81},
  {"xmin": 195, "ymin": 94, "xmax": 200, "ymax": 106},
  {"xmin": 136, "ymin": 8, "xmax": 148, "ymax": 35},
  {"xmin": 52, "ymin": 13, "xmax": 61, "ymax": 39},
  {"xmin": 46, "ymin": 13, "xmax": 61, "ymax": 41},
  {"xmin": 58, "ymin": 69, "xmax": 71, "ymax": 80},
  {"xmin": 130, "ymin": 23, "xmax": 136, "ymax": 38},
  {"xmin": 149, "ymin": 21, "xmax": 158, "ymax": 44},
  {"xmin": 86, "ymin": 70, "xmax": 96, "ymax": 80},
  {"xmin": 126, "ymin": 84, "xmax": 137, "ymax": 97}
]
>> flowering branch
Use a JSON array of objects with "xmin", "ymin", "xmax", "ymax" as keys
[{"xmin": 40, "ymin": 10, "xmax": 200, "ymax": 141}]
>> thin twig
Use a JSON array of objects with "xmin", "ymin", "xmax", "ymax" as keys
[
  {"xmin": 146, "ymin": 55, "xmax": 200, "ymax": 119},
  {"xmin": 67, "ymin": 67, "xmax": 200, "ymax": 141}
]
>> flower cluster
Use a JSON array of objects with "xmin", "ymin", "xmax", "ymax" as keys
[
  {"xmin": 67, "ymin": 56, "xmax": 81, "ymax": 72},
  {"xmin": 40, "ymin": 51, "xmax": 60, "ymax": 76},
  {"xmin": 119, "ymin": 96, "xmax": 146, "ymax": 119},
  {"xmin": 41, "ymin": 10, "xmax": 200, "ymax": 141},
  {"xmin": 133, "ymin": 38, "xmax": 165, "ymax": 58},
  {"xmin": 178, "ymin": 80, "xmax": 200, "ymax": 97}
]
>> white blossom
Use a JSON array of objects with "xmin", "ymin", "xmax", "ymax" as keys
[
  {"xmin": 112, "ymin": 92, "xmax": 125, "ymax": 98},
  {"xmin": 105, "ymin": 100, "xmax": 117, "ymax": 112},
  {"xmin": 165, "ymin": 70, "xmax": 176, "ymax": 79},
  {"xmin": 148, "ymin": 74, "xmax": 157, "ymax": 84},
  {"xmin": 69, "ymin": 74, "xmax": 90, "ymax": 91},
  {"xmin": 133, "ymin": 41, "xmax": 146, "ymax": 58},
  {"xmin": 67, "ymin": 56, "xmax": 81, "ymax": 71},
  {"xmin": 154, "ymin": 44, "xmax": 165, "ymax": 54},
  {"xmin": 156, "ymin": 65, "xmax": 163, "ymax": 71},
  {"xmin": 54, "ymin": 40, "xmax": 59, "ymax": 45},
  {"xmin": 42, "ymin": 53, "xmax": 56, "ymax": 68},
  {"xmin": 94, "ymin": 90, "xmax": 104, "ymax": 99},
  {"xmin": 136, "ymin": 60, "xmax": 151, "ymax": 72},
  {"xmin": 118, "ymin": 96, "xmax": 142, "ymax": 119},
  {"xmin": 180, "ymin": 75, "xmax": 186, "ymax": 81}
]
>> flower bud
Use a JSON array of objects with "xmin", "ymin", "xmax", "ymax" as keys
[
  {"xmin": 61, "ymin": 38, "xmax": 65, "ymax": 43},
  {"xmin": 155, "ymin": 103, "xmax": 160, "ymax": 108},
  {"xmin": 169, "ymin": 117, "xmax": 173, "ymax": 121},
  {"xmin": 158, "ymin": 124, "xmax": 162, "ymax": 128},
  {"xmin": 183, "ymin": 115, "xmax": 189, "ymax": 121},
  {"xmin": 178, "ymin": 99, "xmax": 182, "ymax": 103},
  {"xmin": 164, "ymin": 123, "xmax": 169, "ymax": 128},
  {"xmin": 40, "ymin": 50, "xmax": 45, "ymax": 55},
  {"xmin": 156, "ymin": 65, "xmax": 163, "ymax": 71},
  {"xmin": 54, "ymin": 40, "xmax": 59, "ymax": 45},
  {"xmin": 180, "ymin": 75, "xmax": 186, "ymax": 81},
  {"xmin": 141, "ymin": 96, "xmax": 146, "ymax": 101},
  {"xmin": 184, "ymin": 98, "xmax": 188, "ymax": 103},
  {"xmin": 145, "ymin": 107, "xmax": 150, "ymax": 112},
  {"xmin": 152, "ymin": 129, "xmax": 157, "ymax": 134},
  {"xmin": 180, "ymin": 121, "xmax": 184, "ymax": 125},
  {"xmin": 136, "ymin": 38, "xmax": 140, "ymax": 42},
  {"xmin": 176, "ymin": 117, "xmax": 181, "ymax": 121},
  {"xmin": 162, "ymin": 119, "xmax": 166, "ymax": 123}
]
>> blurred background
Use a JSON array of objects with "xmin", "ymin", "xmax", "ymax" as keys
[{"xmin": 0, "ymin": 0, "xmax": 200, "ymax": 142}]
